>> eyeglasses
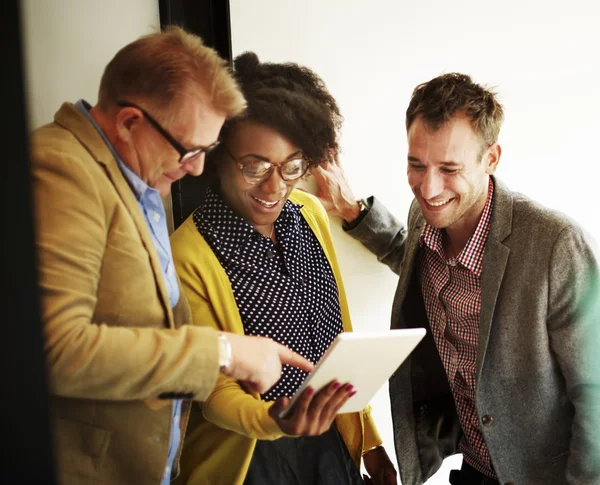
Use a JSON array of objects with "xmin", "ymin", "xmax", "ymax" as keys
[
  {"xmin": 117, "ymin": 101, "xmax": 221, "ymax": 164},
  {"xmin": 224, "ymin": 147, "xmax": 309, "ymax": 185}
]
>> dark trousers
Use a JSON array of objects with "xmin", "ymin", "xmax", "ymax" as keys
[
  {"xmin": 449, "ymin": 461, "xmax": 500, "ymax": 485},
  {"xmin": 243, "ymin": 423, "xmax": 364, "ymax": 485}
]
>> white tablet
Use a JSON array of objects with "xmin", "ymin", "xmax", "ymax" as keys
[{"xmin": 279, "ymin": 328, "xmax": 426, "ymax": 418}]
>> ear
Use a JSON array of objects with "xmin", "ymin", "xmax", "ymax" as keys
[
  {"xmin": 485, "ymin": 142, "xmax": 501, "ymax": 174},
  {"xmin": 114, "ymin": 106, "xmax": 143, "ymax": 143}
]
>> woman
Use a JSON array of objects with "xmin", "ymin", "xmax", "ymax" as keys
[{"xmin": 171, "ymin": 52, "xmax": 397, "ymax": 485}]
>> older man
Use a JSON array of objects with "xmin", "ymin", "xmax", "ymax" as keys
[{"xmin": 30, "ymin": 27, "xmax": 312, "ymax": 485}]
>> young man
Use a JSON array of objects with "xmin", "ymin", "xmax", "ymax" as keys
[{"xmin": 313, "ymin": 73, "xmax": 599, "ymax": 484}]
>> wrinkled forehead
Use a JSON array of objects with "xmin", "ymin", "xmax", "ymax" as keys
[{"xmin": 166, "ymin": 92, "xmax": 226, "ymax": 147}]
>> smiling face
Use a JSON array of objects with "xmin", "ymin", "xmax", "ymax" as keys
[
  {"xmin": 217, "ymin": 120, "xmax": 304, "ymax": 233},
  {"xmin": 407, "ymin": 115, "xmax": 500, "ymax": 240}
]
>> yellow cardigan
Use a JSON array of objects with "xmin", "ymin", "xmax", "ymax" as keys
[{"xmin": 171, "ymin": 189, "xmax": 382, "ymax": 485}]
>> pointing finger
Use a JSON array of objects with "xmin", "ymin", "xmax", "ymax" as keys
[{"xmin": 278, "ymin": 345, "xmax": 314, "ymax": 373}]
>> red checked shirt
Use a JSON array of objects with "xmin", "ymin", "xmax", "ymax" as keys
[{"xmin": 419, "ymin": 178, "xmax": 496, "ymax": 478}]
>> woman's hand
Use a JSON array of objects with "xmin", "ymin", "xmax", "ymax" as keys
[
  {"xmin": 362, "ymin": 446, "xmax": 398, "ymax": 485},
  {"xmin": 311, "ymin": 155, "xmax": 360, "ymax": 222},
  {"xmin": 268, "ymin": 380, "xmax": 355, "ymax": 436}
]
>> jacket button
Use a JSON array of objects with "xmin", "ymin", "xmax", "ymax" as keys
[{"xmin": 482, "ymin": 415, "xmax": 494, "ymax": 426}]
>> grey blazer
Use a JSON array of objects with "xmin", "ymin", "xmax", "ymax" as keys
[{"xmin": 348, "ymin": 177, "xmax": 600, "ymax": 485}]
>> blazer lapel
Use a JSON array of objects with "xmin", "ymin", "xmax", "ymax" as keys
[
  {"xmin": 476, "ymin": 177, "xmax": 512, "ymax": 380},
  {"xmin": 392, "ymin": 204, "xmax": 423, "ymax": 329},
  {"xmin": 54, "ymin": 103, "xmax": 176, "ymax": 328}
]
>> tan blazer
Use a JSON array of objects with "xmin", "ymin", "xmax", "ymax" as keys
[{"xmin": 30, "ymin": 103, "xmax": 220, "ymax": 485}]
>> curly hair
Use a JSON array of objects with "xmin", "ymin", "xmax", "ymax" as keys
[
  {"xmin": 406, "ymin": 73, "xmax": 504, "ymax": 147},
  {"xmin": 218, "ymin": 52, "xmax": 343, "ymax": 167}
]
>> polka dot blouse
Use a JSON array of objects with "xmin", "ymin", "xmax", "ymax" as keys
[{"xmin": 193, "ymin": 187, "xmax": 343, "ymax": 401}]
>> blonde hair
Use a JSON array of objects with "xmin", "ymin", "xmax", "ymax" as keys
[{"xmin": 98, "ymin": 25, "xmax": 246, "ymax": 120}]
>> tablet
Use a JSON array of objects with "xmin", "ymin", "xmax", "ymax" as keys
[{"xmin": 279, "ymin": 328, "xmax": 426, "ymax": 418}]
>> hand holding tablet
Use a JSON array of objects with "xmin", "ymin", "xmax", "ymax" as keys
[
  {"xmin": 278, "ymin": 328, "xmax": 426, "ymax": 419},
  {"xmin": 268, "ymin": 380, "xmax": 355, "ymax": 435}
]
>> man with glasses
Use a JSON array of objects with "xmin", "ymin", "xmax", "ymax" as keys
[
  {"xmin": 29, "ymin": 27, "xmax": 313, "ymax": 485},
  {"xmin": 313, "ymin": 73, "xmax": 599, "ymax": 484}
]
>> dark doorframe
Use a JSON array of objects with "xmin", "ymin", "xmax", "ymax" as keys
[
  {"xmin": 159, "ymin": 0, "xmax": 233, "ymax": 229},
  {"xmin": 1, "ymin": 1, "xmax": 56, "ymax": 483}
]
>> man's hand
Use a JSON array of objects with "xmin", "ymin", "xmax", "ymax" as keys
[
  {"xmin": 223, "ymin": 333, "xmax": 314, "ymax": 394},
  {"xmin": 268, "ymin": 380, "xmax": 355, "ymax": 435},
  {"xmin": 363, "ymin": 446, "xmax": 398, "ymax": 485},
  {"xmin": 311, "ymin": 153, "xmax": 360, "ymax": 222}
]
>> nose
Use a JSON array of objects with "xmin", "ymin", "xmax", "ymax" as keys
[
  {"xmin": 183, "ymin": 153, "xmax": 206, "ymax": 177},
  {"xmin": 260, "ymin": 166, "xmax": 287, "ymax": 195},
  {"xmin": 419, "ymin": 168, "xmax": 444, "ymax": 200}
]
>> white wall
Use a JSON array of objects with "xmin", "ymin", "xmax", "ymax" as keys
[
  {"xmin": 21, "ymin": 0, "xmax": 160, "ymax": 129},
  {"xmin": 230, "ymin": 0, "xmax": 600, "ymax": 483},
  {"xmin": 20, "ymin": 1, "xmax": 599, "ymax": 482}
]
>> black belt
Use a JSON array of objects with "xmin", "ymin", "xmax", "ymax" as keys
[{"xmin": 449, "ymin": 461, "xmax": 499, "ymax": 485}]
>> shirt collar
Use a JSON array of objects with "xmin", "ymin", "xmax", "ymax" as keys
[
  {"xmin": 194, "ymin": 186, "xmax": 303, "ymax": 259},
  {"xmin": 420, "ymin": 178, "xmax": 495, "ymax": 275},
  {"xmin": 74, "ymin": 99, "xmax": 152, "ymax": 202}
]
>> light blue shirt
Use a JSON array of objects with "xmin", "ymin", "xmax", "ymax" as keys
[{"xmin": 75, "ymin": 100, "xmax": 182, "ymax": 484}]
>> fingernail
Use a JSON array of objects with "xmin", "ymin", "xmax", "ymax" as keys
[
  {"xmin": 332, "ymin": 381, "xmax": 341, "ymax": 390},
  {"xmin": 307, "ymin": 387, "xmax": 314, "ymax": 396},
  {"xmin": 346, "ymin": 385, "xmax": 354, "ymax": 393},
  {"xmin": 349, "ymin": 390, "xmax": 357, "ymax": 397}
]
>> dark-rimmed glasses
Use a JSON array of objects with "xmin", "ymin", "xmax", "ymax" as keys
[
  {"xmin": 224, "ymin": 147, "xmax": 309, "ymax": 185},
  {"xmin": 117, "ymin": 101, "xmax": 221, "ymax": 164}
]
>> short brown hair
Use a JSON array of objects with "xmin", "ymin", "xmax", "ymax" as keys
[
  {"xmin": 406, "ymin": 73, "xmax": 504, "ymax": 147},
  {"xmin": 98, "ymin": 26, "xmax": 245, "ymax": 120}
]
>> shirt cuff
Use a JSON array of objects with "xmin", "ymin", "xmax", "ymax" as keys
[{"xmin": 342, "ymin": 196, "xmax": 373, "ymax": 231}]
